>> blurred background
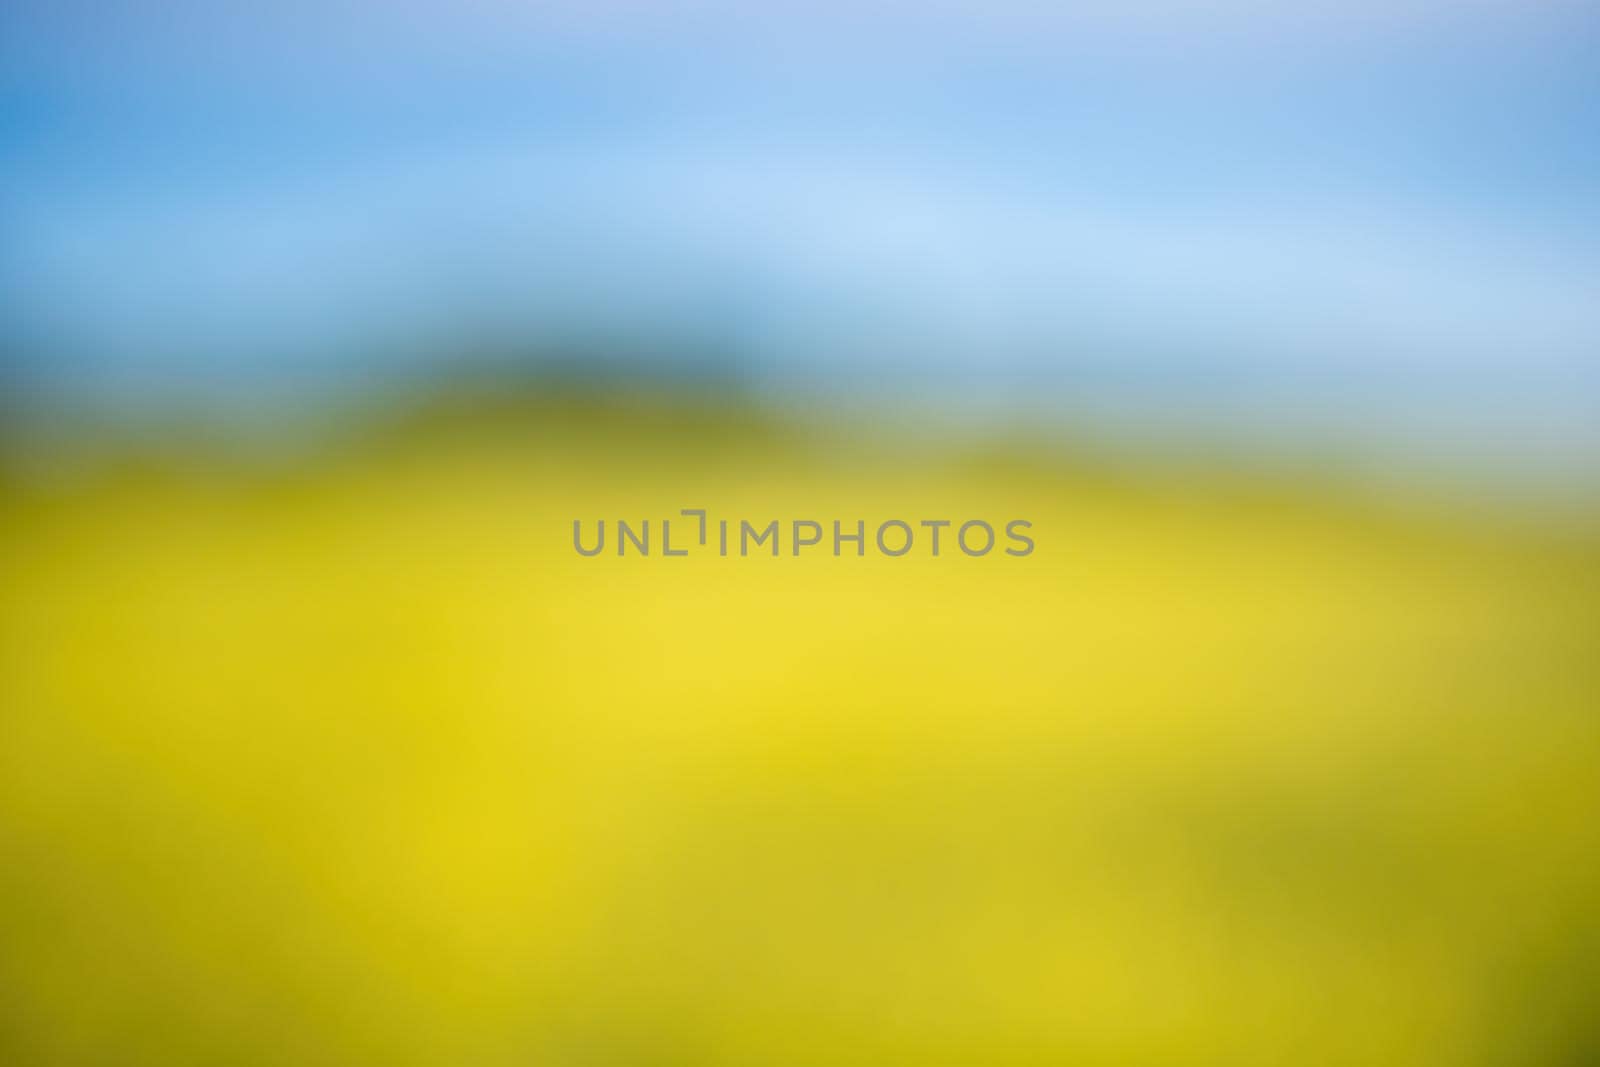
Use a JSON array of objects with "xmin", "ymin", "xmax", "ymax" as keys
[{"xmin": 2, "ymin": 2, "xmax": 1599, "ymax": 1065}]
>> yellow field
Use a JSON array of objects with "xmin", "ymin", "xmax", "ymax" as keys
[{"xmin": 3, "ymin": 400, "xmax": 1598, "ymax": 1065}]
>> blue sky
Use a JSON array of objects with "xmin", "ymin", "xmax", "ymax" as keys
[{"xmin": 3, "ymin": 1, "xmax": 1598, "ymax": 479}]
